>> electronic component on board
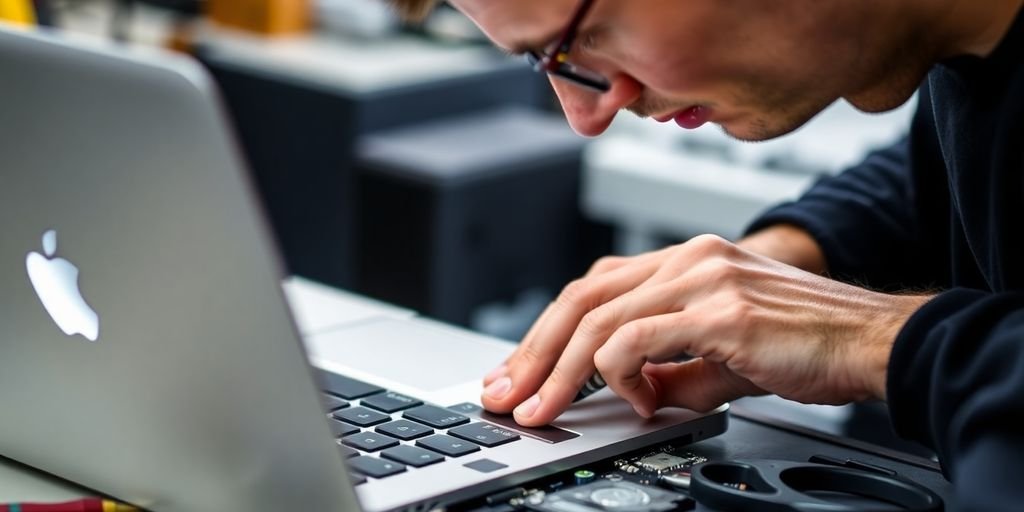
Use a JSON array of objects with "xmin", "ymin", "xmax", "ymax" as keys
[
  {"xmin": 525, "ymin": 480, "xmax": 694, "ymax": 512},
  {"xmin": 636, "ymin": 453, "xmax": 692, "ymax": 474},
  {"xmin": 574, "ymin": 469, "xmax": 596, "ymax": 485}
]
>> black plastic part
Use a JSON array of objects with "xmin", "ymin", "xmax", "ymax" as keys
[{"xmin": 690, "ymin": 460, "xmax": 943, "ymax": 512}]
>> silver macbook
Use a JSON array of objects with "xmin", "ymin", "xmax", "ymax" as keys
[{"xmin": 0, "ymin": 24, "xmax": 727, "ymax": 512}]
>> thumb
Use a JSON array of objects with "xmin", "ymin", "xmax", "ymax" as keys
[{"xmin": 642, "ymin": 360, "xmax": 766, "ymax": 413}]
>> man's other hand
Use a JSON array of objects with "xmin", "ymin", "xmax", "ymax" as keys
[{"xmin": 480, "ymin": 234, "xmax": 932, "ymax": 427}]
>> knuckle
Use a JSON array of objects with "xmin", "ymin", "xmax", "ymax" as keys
[
  {"xmin": 587, "ymin": 256, "xmax": 625, "ymax": 276},
  {"xmin": 556, "ymin": 278, "xmax": 592, "ymax": 311},
  {"xmin": 614, "ymin": 320, "xmax": 650, "ymax": 351},
  {"xmin": 593, "ymin": 346, "xmax": 616, "ymax": 376},
  {"xmin": 547, "ymin": 364, "xmax": 572, "ymax": 388},
  {"xmin": 688, "ymin": 234, "xmax": 731, "ymax": 256},
  {"xmin": 578, "ymin": 303, "xmax": 619, "ymax": 338},
  {"xmin": 517, "ymin": 342, "xmax": 545, "ymax": 366}
]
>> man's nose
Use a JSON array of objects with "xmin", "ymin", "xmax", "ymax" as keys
[{"xmin": 550, "ymin": 73, "xmax": 642, "ymax": 137}]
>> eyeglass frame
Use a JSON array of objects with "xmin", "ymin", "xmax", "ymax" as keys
[{"xmin": 525, "ymin": 0, "xmax": 611, "ymax": 93}]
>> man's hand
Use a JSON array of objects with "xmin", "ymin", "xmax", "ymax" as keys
[{"xmin": 480, "ymin": 234, "xmax": 932, "ymax": 427}]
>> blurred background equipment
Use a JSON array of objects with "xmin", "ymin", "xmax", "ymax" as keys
[
  {"xmin": 193, "ymin": 30, "xmax": 548, "ymax": 290},
  {"xmin": 0, "ymin": 0, "xmax": 35, "ymax": 24},
  {"xmin": 316, "ymin": 0, "xmax": 395, "ymax": 39},
  {"xmin": 355, "ymin": 106, "xmax": 611, "ymax": 330},
  {"xmin": 110, "ymin": 0, "xmax": 201, "ymax": 44},
  {"xmin": 207, "ymin": 0, "xmax": 308, "ymax": 34}
]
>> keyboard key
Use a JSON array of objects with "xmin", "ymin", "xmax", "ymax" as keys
[
  {"xmin": 415, "ymin": 434, "xmax": 481, "ymax": 457},
  {"xmin": 319, "ymin": 372, "xmax": 385, "ymax": 399},
  {"xmin": 337, "ymin": 442, "xmax": 359, "ymax": 458},
  {"xmin": 321, "ymin": 394, "xmax": 350, "ymax": 411},
  {"xmin": 447, "ymin": 402, "xmax": 483, "ymax": 414},
  {"xmin": 382, "ymin": 445, "xmax": 445, "ymax": 468},
  {"xmin": 403, "ymin": 405, "xmax": 470, "ymax": 429},
  {"xmin": 329, "ymin": 418, "xmax": 360, "ymax": 437},
  {"xmin": 347, "ymin": 456, "xmax": 406, "ymax": 479},
  {"xmin": 361, "ymin": 392, "xmax": 423, "ymax": 413},
  {"xmin": 449, "ymin": 422, "xmax": 521, "ymax": 447},
  {"xmin": 376, "ymin": 420, "xmax": 434, "ymax": 441},
  {"xmin": 334, "ymin": 407, "xmax": 391, "ymax": 427},
  {"xmin": 342, "ymin": 432, "xmax": 400, "ymax": 452},
  {"xmin": 350, "ymin": 472, "xmax": 367, "ymax": 485}
]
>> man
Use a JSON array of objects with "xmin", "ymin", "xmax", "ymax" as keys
[{"xmin": 388, "ymin": 0, "xmax": 1024, "ymax": 508}]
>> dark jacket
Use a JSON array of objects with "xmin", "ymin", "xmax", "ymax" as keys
[{"xmin": 747, "ymin": 8, "xmax": 1024, "ymax": 511}]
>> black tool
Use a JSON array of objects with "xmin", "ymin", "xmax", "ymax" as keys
[
  {"xmin": 689, "ymin": 459, "xmax": 943, "ymax": 512},
  {"xmin": 573, "ymin": 372, "xmax": 606, "ymax": 402}
]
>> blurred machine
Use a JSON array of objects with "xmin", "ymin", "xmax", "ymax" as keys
[
  {"xmin": 194, "ymin": 30, "xmax": 548, "ymax": 289},
  {"xmin": 355, "ymin": 107, "xmax": 611, "ymax": 328}
]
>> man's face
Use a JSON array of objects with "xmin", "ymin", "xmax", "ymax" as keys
[{"xmin": 450, "ymin": 0, "xmax": 924, "ymax": 140}]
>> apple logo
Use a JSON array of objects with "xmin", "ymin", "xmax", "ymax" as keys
[{"xmin": 25, "ymin": 230, "xmax": 100, "ymax": 342}]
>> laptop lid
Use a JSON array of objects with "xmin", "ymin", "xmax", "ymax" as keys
[{"xmin": 0, "ymin": 24, "xmax": 358, "ymax": 512}]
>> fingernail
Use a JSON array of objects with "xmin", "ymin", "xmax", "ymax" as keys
[
  {"xmin": 484, "ymin": 377, "xmax": 512, "ymax": 399},
  {"xmin": 484, "ymin": 364, "xmax": 508, "ymax": 382},
  {"xmin": 515, "ymin": 394, "xmax": 541, "ymax": 418}
]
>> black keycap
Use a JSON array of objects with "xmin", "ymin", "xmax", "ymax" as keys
[
  {"xmin": 321, "ymin": 394, "xmax": 350, "ymax": 411},
  {"xmin": 347, "ymin": 456, "xmax": 406, "ymax": 479},
  {"xmin": 376, "ymin": 420, "xmax": 434, "ymax": 441},
  {"xmin": 328, "ymin": 418, "xmax": 360, "ymax": 438},
  {"xmin": 415, "ymin": 434, "xmax": 481, "ymax": 457},
  {"xmin": 381, "ymin": 445, "xmax": 445, "ymax": 468},
  {"xmin": 342, "ymin": 431, "xmax": 400, "ymax": 452},
  {"xmin": 448, "ymin": 402, "xmax": 483, "ymax": 414},
  {"xmin": 334, "ymin": 407, "xmax": 391, "ymax": 427},
  {"xmin": 337, "ymin": 442, "xmax": 359, "ymax": 458},
  {"xmin": 361, "ymin": 392, "xmax": 423, "ymax": 413},
  {"xmin": 403, "ymin": 405, "xmax": 470, "ymax": 429},
  {"xmin": 448, "ymin": 422, "xmax": 521, "ymax": 448},
  {"xmin": 319, "ymin": 372, "xmax": 385, "ymax": 399},
  {"xmin": 350, "ymin": 472, "xmax": 367, "ymax": 485}
]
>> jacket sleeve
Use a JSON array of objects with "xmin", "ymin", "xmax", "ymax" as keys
[
  {"xmin": 746, "ymin": 137, "xmax": 917, "ymax": 286},
  {"xmin": 888, "ymin": 289, "xmax": 1024, "ymax": 511},
  {"xmin": 745, "ymin": 87, "xmax": 943, "ymax": 288}
]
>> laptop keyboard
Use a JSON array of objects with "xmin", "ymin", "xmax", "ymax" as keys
[{"xmin": 318, "ymin": 372, "xmax": 521, "ymax": 484}]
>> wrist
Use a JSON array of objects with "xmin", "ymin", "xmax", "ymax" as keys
[{"xmin": 858, "ymin": 294, "xmax": 935, "ymax": 401}]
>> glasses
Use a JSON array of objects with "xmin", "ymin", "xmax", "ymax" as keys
[{"xmin": 525, "ymin": 0, "xmax": 610, "ymax": 93}]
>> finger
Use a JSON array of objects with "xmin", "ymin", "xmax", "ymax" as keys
[
  {"xmin": 481, "ymin": 255, "xmax": 665, "ymax": 414},
  {"xmin": 583, "ymin": 255, "xmax": 634, "ymax": 278},
  {"xmin": 482, "ymin": 301, "xmax": 558, "ymax": 388},
  {"xmin": 513, "ymin": 282, "xmax": 686, "ymax": 426},
  {"xmin": 592, "ymin": 311, "xmax": 705, "ymax": 418},
  {"xmin": 643, "ymin": 361, "xmax": 766, "ymax": 412},
  {"xmin": 482, "ymin": 253, "xmax": 656, "ymax": 388}
]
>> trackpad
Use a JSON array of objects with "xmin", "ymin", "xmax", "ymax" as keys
[{"xmin": 304, "ymin": 317, "xmax": 515, "ymax": 391}]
